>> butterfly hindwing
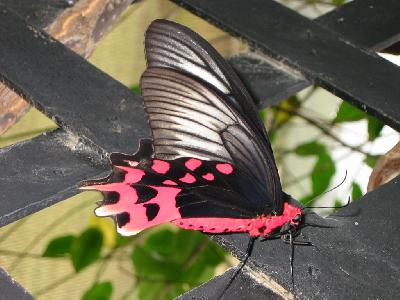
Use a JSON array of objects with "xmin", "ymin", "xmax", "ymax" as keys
[{"xmin": 81, "ymin": 140, "xmax": 269, "ymax": 235}]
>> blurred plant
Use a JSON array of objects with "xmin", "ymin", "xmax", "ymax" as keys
[
  {"xmin": 39, "ymin": 221, "xmax": 225, "ymax": 300},
  {"xmin": 264, "ymin": 89, "xmax": 385, "ymax": 207}
]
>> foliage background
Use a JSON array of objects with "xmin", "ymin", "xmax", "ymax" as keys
[{"xmin": 0, "ymin": 0, "xmax": 398, "ymax": 299}]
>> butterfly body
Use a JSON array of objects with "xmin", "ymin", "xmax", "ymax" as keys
[
  {"xmin": 173, "ymin": 202, "xmax": 301, "ymax": 236},
  {"xmin": 80, "ymin": 19, "xmax": 302, "ymax": 239}
]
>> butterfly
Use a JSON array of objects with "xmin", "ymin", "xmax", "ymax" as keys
[{"xmin": 80, "ymin": 19, "xmax": 302, "ymax": 240}]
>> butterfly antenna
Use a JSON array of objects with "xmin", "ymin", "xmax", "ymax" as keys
[
  {"xmin": 216, "ymin": 236, "xmax": 256, "ymax": 300},
  {"xmin": 306, "ymin": 195, "xmax": 351, "ymax": 209},
  {"xmin": 303, "ymin": 170, "xmax": 348, "ymax": 208}
]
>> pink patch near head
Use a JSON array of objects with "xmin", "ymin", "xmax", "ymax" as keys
[
  {"xmin": 152, "ymin": 160, "xmax": 170, "ymax": 174},
  {"xmin": 163, "ymin": 180, "xmax": 177, "ymax": 186},
  {"xmin": 185, "ymin": 158, "xmax": 202, "ymax": 171},
  {"xmin": 202, "ymin": 173, "xmax": 215, "ymax": 181},
  {"xmin": 216, "ymin": 163, "xmax": 233, "ymax": 174},
  {"xmin": 179, "ymin": 173, "xmax": 196, "ymax": 183}
]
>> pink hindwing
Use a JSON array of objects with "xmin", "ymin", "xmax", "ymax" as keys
[{"xmin": 80, "ymin": 149, "xmax": 301, "ymax": 236}]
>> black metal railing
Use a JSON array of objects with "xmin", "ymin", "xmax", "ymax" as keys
[{"xmin": 0, "ymin": 0, "xmax": 399, "ymax": 299}]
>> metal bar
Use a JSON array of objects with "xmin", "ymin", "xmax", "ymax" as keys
[
  {"xmin": 0, "ymin": 6, "xmax": 149, "ymax": 155},
  {"xmin": 232, "ymin": 0, "xmax": 400, "ymax": 108},
  {"xmin": 172, "ymin": 0, "xmax": 400, "ymax": 130},
  {"xmin": 317, "ymin": 0, "xmax": 400, "ymax": 51},
  {"xmin": 0, "ymin": 268, "xmax": 34, "ymax": 300},
  {"xmin": 183, "ymin": 177, "xmax": 400, "ymax": 299},
  {"xmin": 178, "ymin": 267, "xmax": 283, "ymax": 300},
  {"xmin": 0, "ymin": 0, "xmax": 72, "ymax": 29},
  {"xmin": 0, "ymin": 129, "xmax": 106, "ymax": 227}
]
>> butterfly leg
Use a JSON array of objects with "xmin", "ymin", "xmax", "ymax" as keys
[
  {"xmin": 216, "ymin": 236, "xmax": 256, "ymax": 300},
  {"xmin": 281, "ymin": 233, "xmax": 313, "ymax": 246}
]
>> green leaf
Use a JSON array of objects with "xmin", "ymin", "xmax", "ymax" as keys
[
  {"xmin": 295, "ymin": 141, "xmax": 326, "ymax": 156},
  {"xmin": 311, "ymin": 152, "xmax": 336, "ymax": 196},
  {"xmin": 272, "ymin": 96, "xmax": 300, "ymax": 127},
  {"xmin": 367, "ymin": 116, "xmax": 384, "ymax": 141},
  {"xmin": 70, "ymin": 228, "xmax": 103, "ymax": 272},
  {"xmin": 332, "ymin": 198, "xmax": 344, "ymax": 212},
  {"xmin": 351, "ymin": 182, "xmax": 363, "ymax": 200},
  {"xmin": 42, "ymin": 235, "xmax": 75, "ymax": 258},
  {"xmin": 143, "ymin": 228, "xmax": 176, "ymax": 258},
  {"xmin": 115, "ymin": 235, "xmax": 132, "ymax": 248},
  {"xmin": 332, "ymin": 0, "xmax": 346, "ymax": 6},
  {"xmin": 302, "ymin": 150, "xmax": 336, "ymax": 205},
  {"xmin": 364, "ymin": 154, "xmax": 379, "ymax": 168},
  {"xmin": 82, "ymin": 282, "xmax": 112, "ymax": 300},
  {"xmin": 131, "ymin": 245, "xmax": 181, "ymax": 280},
  {"xmin": 165, "ymin": 285, "xmax": 186, "ymax": 300},
  {"xmin": 334, "ymin": 101, "xmax": 366, "ymax": 123},
  {"xmin": 131, "ymin": 84, "xmax": 140, "ymax": 94},
  {"xmin": 137, "ymin": 281, "xmax": 164, "ymax": 300},
  {"xmin": 258, "ymin": 110, "xmax": 266, "ymax": 123},
  {"xmin": 132, "ymin": 228, "xmax": 226, "ymax": 298},
  {"xmin": 174, "ymin": 230, "xmax": 204, "ymax": 262}
]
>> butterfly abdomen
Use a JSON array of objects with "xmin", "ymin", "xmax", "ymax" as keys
[{"xmin": 173, "ymin": 202, "xmax": 301, "ymax": 236}]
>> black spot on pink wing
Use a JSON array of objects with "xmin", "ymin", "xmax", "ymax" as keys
[
  {"xmin": 116, "ymin": 212, "xmax": 130, "ymax": 227},
  {"xmin": 185, "ymin": 158, "xmax": 202, "ymax": 171},
  {"xmin": 144, "ymin": 203, "xmax": 160, "ymax": 221},
  {"xmin": 202, "ymin": 173, "xmax": 215, "ymax": 181},
  {"xmin": 108, "ymin": 169, "xmax": 126, "ymax": 183},
  {"xmin": 102, "ymin": 191, "xmax": 120, "ymax": 205},
  {"xmin": 151, "ymin": 160, "xmax": 170, "ymax": 174},
  {"xmin": 258, "ymin": 226, "xmax": 266, "ymax": 233},
  {"xmin": 134, "ymin": 185, "xmax": 158, "ymax": 203},
  {"xmin": 179, "ymin": 173, "xmax": 196, "ymax": 183},
  {"xmin": 215, "ymin": 163, "xmax": 233, "ymax": 175}
]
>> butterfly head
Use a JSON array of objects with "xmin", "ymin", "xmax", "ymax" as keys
[{"xmin": 253, "ymin": 203, "xmax": 302, "ymax": 237}]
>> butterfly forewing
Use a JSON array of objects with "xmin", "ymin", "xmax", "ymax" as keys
[
  {"xmin": 144, "ymin": 20, "xmax": 283, "ymax": 214},
  {"xmin": 145, "ymin": 19, "xmax": 267, "ymax": 139}
]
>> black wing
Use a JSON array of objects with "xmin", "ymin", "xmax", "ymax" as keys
[
  {"xmin": 145, "ymin": 19, "xmax": 266, "ymax": 139},
  {"xmin": 141, "ymin": 20, "xmax": 283, "ymax": 214}
]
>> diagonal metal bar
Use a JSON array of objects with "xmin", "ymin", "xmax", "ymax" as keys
[
  {"xmin": 181, "ymin": 177, "xmax": 400, "ymax": 299},
  {"xmin": 0, "ymin": 129, "xmax": 106, "ymax": 227},
  {"xmin": 0, "ymin": 6, "xmax": 149, "ymax": 156},
  {"xmin": 0, "ymin": 6, "xmax": 149, "ymax": 227},
  {"xmin": 0, "ymin": 268, "xmax": 34, "ymax": 300},
  {"xmin": 316, "ymin": 0, "xmax": 400, "ymax": 51},
  {"xmin": 172, "ymin": 0, "xmax": 400, "ymax": 131},
  {"xmin": 231, "ymin": 0, "xmax": 400, "ymax": 108}
]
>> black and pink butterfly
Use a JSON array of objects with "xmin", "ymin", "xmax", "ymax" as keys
[{"xmin": 80, "ymin": 20, "xmax": 302, "ymax": 243}]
